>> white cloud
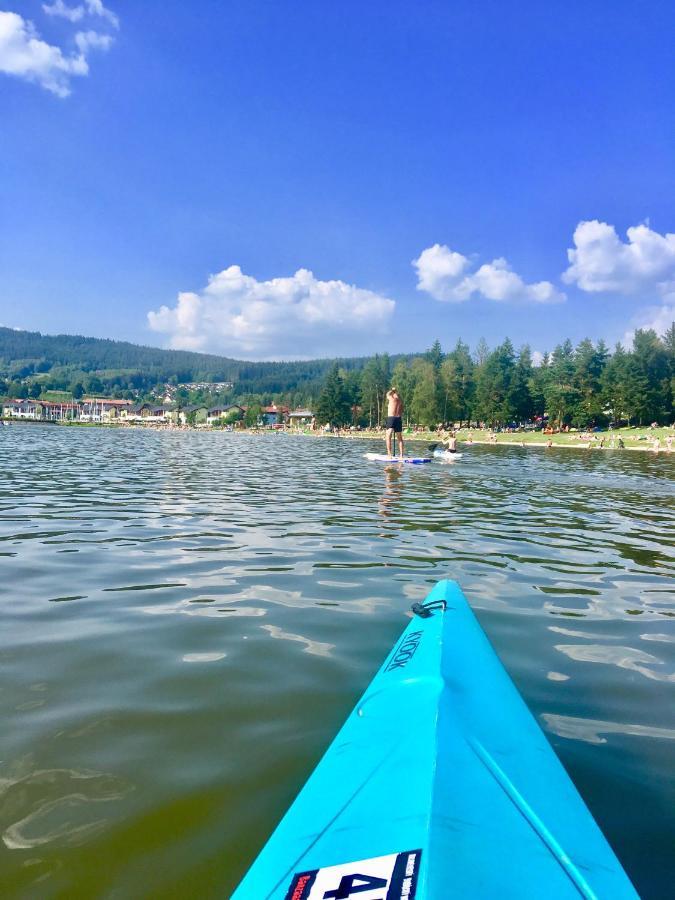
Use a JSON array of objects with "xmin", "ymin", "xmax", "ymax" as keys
[
  {"xmin": 42, "ymin": 0, "xmax": 85, "ymax": 23},
  {"xmin": 413, "ymin": 243, "xmax": 564, "ymax": 304},
  {"xmin": 412, "ymin": 244, "xmax": 470, "ymax": 301},
  {"xmin": 75, "ymin": 29, "xmax": 112, "ymax": 53},
  {"xmin": 532, "ymin": 350, "xmax": 545, "ymax": 367},
  {"xmin": 147, "ymin": 265, "xmax": 396, "ymax": 359},
  {"xmin": 84, "ymin": 0, "xmax": 118, "ymax": 28},
  {"xmin": 0, "ymin": 11, "xmax": 112, "ymax": 97},
  {"xmin": 622, "ymin": 304, "xmax": 675, "ymax": 349},
  {"xmin": 43, "ymin": 0, "xmax": 119, "ymax": 29},
  {"xmin": 563, "ymin": 220, "xmax": 675, "ymax": 298}
]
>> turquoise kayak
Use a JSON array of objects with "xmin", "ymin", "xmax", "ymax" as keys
[{"xmin": 232, "ymin": 580, "xmax": 638, "ymax": 899}]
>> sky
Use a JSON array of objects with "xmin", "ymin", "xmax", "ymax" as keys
[{"xmin": 0, "ymin": 0, "xmax": 674, "ymax": 361}]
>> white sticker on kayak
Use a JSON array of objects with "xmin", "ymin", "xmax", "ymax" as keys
[{"xmin": 284, "ymin": 849, "xmax": 421, "ymax": 900}]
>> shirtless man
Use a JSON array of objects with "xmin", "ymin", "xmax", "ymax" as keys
[
  {"xmin": 444, "ymin": 431, "xmax": 458, "ymax": 453},
  {"xmin": 385, "ymin": 388, "xmax": 404, "ymax": 458}
]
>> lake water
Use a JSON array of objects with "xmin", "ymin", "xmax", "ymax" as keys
[{"xmin": 1, "ymin": 425, "xmax": 674, "ymax": 898}]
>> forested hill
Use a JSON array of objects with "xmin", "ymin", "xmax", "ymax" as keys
[
  {"xmin": 0, "ymin": 327, "xmax": 240, "ymax": 379},
  {"xmin": 0, "ymin": 326, "xmax": 402, "ymax": 400}
]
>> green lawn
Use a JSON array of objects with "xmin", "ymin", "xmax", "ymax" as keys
[
  {"xmin": 403, "ymin": 426, "xmax": 674, "ymax": 450},
  {"xmin": 40, "ymin": 391, "xmax": 74, "ymax": 402}
]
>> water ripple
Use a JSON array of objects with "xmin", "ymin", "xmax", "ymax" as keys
[{"xmin": 0, "ymin": 425, "xmax": 673, "ymax": 897}]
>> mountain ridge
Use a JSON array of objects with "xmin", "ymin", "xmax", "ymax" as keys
[{"xmin": 0, "ymin": 326, "xmax": 406, "ymax": 399}]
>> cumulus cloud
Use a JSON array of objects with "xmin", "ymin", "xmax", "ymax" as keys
[
  {"xmin": 43, "ymin": 0, "xmax": 119, "ymax": 29},
  {"xmin": 622, "ymin": 304, "xmax": 675, "ymax": 349},
  {"xmin": 74, "ymin": 29, "xmax": 113, "ymax": 53},
  {"xmin": 0, "ymin": 10, "xmax": 112, "ymax": 97},
  {"xmin": 413, "ymin": 243, "xmax": 564, "ymax": 304},
  {"xmin": 412, "ymin": 244, "xmax": 470, "ymax": 300},
  {"xmin": 563, "ymin": 220, "xmax": 675, "ymax": 298},
  {"xmin": 147, "ymin": 265, "xmax": 396, "ymax": 359}
]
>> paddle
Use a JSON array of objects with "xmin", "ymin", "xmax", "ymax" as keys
[{"xmin": 428, "ymin": 442, "xmax": 442, "ymax": 452}]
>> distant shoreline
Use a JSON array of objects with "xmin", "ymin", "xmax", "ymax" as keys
[
  {"xmin": 305, "ymin": 428, "xmax": 675, "ymax": 455},
  {"xmin": 3, "ymin": 417, "xmax": 674, "ymax": 455}
]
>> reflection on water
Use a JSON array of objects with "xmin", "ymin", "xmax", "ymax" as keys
[
  {"xmin": 0, "ymin": 762, "xmax": 131, "ymax": 851},
  {"xmin": 542, "ymin": 714, "xmax": 675, "ymax": 746},
  {"xmin": 260, "ymin": 624, "xmax": 334, "ymax": 658},
  {"xmin": 0, "ymin": 426, "xmax": 674, "ymax": 898},
  {"xmin": 555, "ymin": 643, "xmax": 675, "ymax": 682},
  {"xmin": 378, "ymin": 464, "xmax": 404, "ymax": 526}
]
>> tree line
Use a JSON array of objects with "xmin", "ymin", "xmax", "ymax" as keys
[
  {"xmin": 2, "ymin": 324, "xmax": 673, "ymax": 427},
  {"xmin": 315, "ymin": 327, "xmax": 675, "ymax": 429}
]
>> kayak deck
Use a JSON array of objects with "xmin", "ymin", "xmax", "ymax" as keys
[{"xmin": 232, "ymin": 580, "xmax": 638, "ymax": 899}]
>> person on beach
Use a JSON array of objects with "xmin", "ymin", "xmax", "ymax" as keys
[{"xmin": 385, "ymin": 388, "xmax": 404, "ymax": 458}]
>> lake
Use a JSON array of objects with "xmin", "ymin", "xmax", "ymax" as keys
[{"xmin": 1, "ymin": 425, "xmax": 673, "ymax": 898}]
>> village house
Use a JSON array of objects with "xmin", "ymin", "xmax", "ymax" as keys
[
  {"xmin": 288, "ymin": 408, "xmax": 314, "ymax": 428},
  {"xmin": 206, "ymin": 405, "xmax": 244, "ymax": 426},
  {"xmin": 41, "ymin": 401, "xmax": 80, "ymax": 421},
  {"xmin": 1, "ymin": 399, "xmax": 80, "ymax": 421},
  {"xmin": 122, "ymin": 403, "xmax": 174, "ymax": 423},
  {"xmin": 178, "ymin": 405, "xmax": 209, "ymax": 426},
  {"xmin": 1, "ymin": 399, "xmax": 44, "ymax": 419},
  {"xmin": 79, "ymin": 398, "xmax": 134, "ymax": 422},
  {"xmin": 261, "ymin": 404, "xmax": 289, "ymax": 426}
]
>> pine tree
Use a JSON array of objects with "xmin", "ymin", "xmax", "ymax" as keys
[
  {"xmin": 410, "ymin": 359, "xmax": 439, "ymax": 426},
  {"xmin": 315, "ymin": 364, "xmax": 351, "ymax": 426},
  {"xmin": 359, "ymin": 354, "xmax": 390, "ymax": 427},
  {"xmin": 544, "ymin": 340, "xmax": 579, "ymax": 428},
  {"xmin": 571, "ymin": 338, "xmax": 608, "ymax": 426},
  {"xmin": 474, "ymin": 340, "xmax": 517, "ymax": 425},
  {"xmin": 391, "ymin": 360, "xmax": 414, "ymax": 425},
  {"xmin": 601, "ymin": 344, "xmax": 630, "ymax": 424},
  {"xmin": 425, "ymin": 340, "xmax": 444, "ymax": 371},
  {"xmin": 630, "ymin": 329, "xmax": 670, "ymax": 424},
  {"xmin": 511, "ymin": 345, "xmax": 535, "ymax": 422},
  {"xmin": 439, "ymin": 357, "xmax": 461, "ymax": 422},
  {"xmin": 528, "ymin": 352, "xmax": 549, "ymax": 421},
  {"xmin": 663, "ymin": 322, "xmax": 675, "ymax": 419},
  {"xmin": 474, "ymin": 337, "xmax": 490, "ymax": 366},
  {"xmin": 449, "ymin": 339, "xmax": 475, "ymax": 424}
]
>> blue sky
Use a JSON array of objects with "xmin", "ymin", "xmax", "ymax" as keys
[{"xmin": 1, "ymin": 0, "xmax": 674, "ymax": 360}]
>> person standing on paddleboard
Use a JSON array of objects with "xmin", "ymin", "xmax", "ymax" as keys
[{"xmin": 385, "ymin": 388, "xmax": 404, "ymax": 458}]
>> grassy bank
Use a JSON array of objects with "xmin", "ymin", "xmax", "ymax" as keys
[
  {"xmin": 313, "ymin": 425, "xmax": 675, "ymax": 453},
  {"xmin": 3, "ymin": 418, "xmax": 674, "ymax": 453}
]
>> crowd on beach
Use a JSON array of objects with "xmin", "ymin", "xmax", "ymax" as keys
[
  {"xmin": 315, "ymin": 421, "xmax": 675, "ymax": 454},
  {"xmin": 4, "ymin": 405, "xmax": 673, "ymax": 454}
]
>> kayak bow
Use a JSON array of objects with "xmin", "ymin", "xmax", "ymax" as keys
[{"xmin": 232, "ymin": 580, "xmax": 638, "ymax": 899}]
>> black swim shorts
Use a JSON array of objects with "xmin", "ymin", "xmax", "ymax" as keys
[{"xmin": 386, "ymin": 416, "xmax": 403, "ymax": 433}]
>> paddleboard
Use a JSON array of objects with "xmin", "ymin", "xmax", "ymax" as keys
[
  {"xmin": 232, "ymin": 579, "xmax": 638, "ymax": 899},
  {"xmin": 364, "ymin": 453, "xmax": 432, "ymax": 464}
]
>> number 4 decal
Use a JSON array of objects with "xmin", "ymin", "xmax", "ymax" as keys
[
  {"xmin": 284, "ymin": 850, "xmax": 421, "ymax": 900},
  {"xmin": 323, "ymin": 872, "xmax": 388, "ymax": 899}
]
